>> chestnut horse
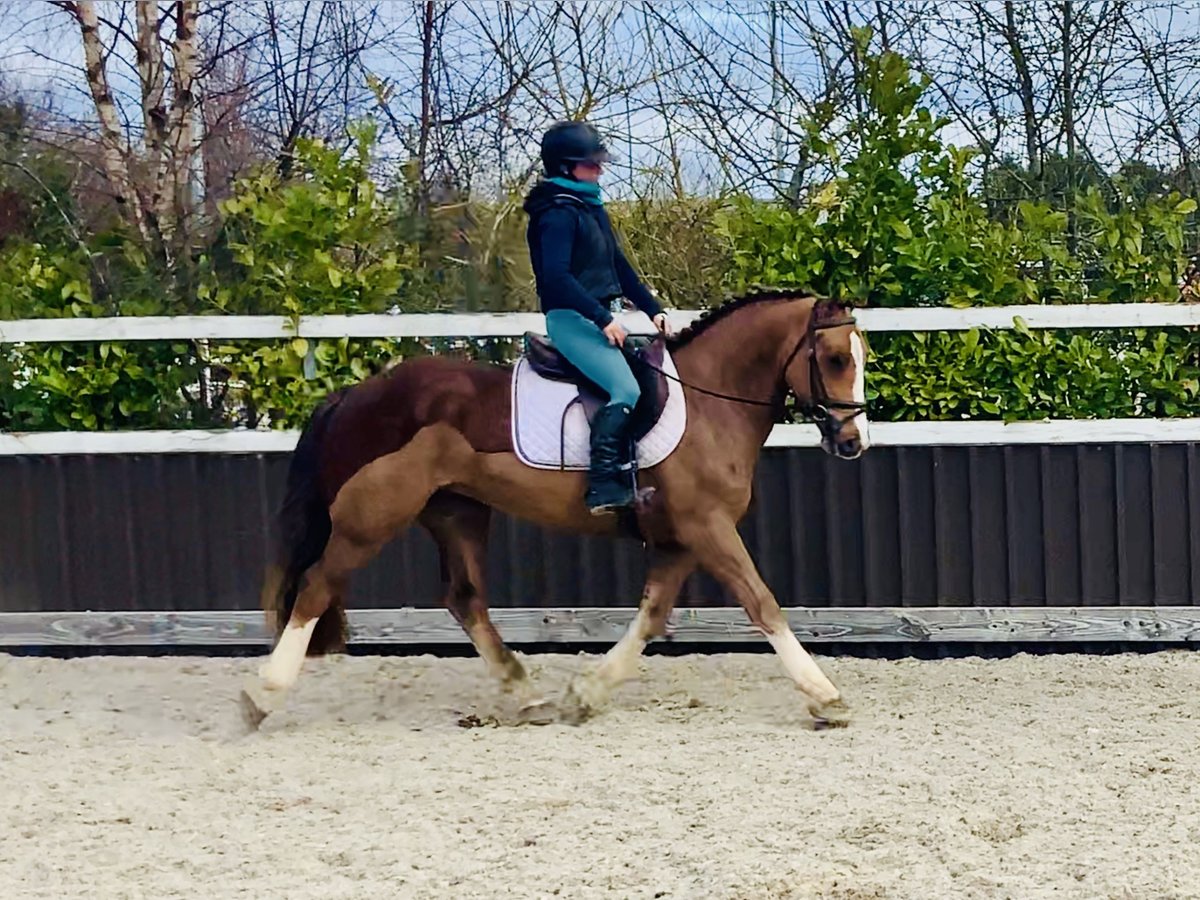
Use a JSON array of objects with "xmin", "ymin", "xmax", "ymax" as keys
[{"xmin": 240, "ymin": 290, "xmax": 871, "ymax": 729}]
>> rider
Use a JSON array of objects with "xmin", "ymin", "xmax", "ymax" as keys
[{"xmin": 523, "ymin": 120, "xmax": 669, "ymax": 514}]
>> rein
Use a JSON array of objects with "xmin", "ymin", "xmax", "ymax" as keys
[{"xmin": 628, "ymin": 314, "xmax": 867, "ymax": 426}]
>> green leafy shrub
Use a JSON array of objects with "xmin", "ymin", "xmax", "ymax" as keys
[
  {"xmin": 199, "ymin": 122, "xmax": 423, "ymax": 318},
  {"xmin": 2, "ymin": 341, "xmax": 200, "ymax": 431},
  {"xmin": 0, "ymin": 242, "xmax": 205, "ymax": 431}
]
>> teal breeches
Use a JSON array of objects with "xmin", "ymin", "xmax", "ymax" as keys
[{"xmin": 545, "ymin": 309, "xmax": 641, "ymax": 409}]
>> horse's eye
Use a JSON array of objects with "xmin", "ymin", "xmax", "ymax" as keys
[{"xmin": 828, "ymin": 353, "xmax": 849, "ymax": 370}]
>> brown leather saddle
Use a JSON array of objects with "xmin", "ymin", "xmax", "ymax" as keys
[{"xmin": 522, "ymin": 332, "xmax": 670, "ymax": 442}]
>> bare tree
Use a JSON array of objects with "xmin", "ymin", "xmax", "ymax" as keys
[
  {"xmin": 197, "ymin": 45, "xmax": 258, "ymax": 219},
  {"xmin": 245, "ymin": 1, "xmax": 385, "ymax": 172},
  {"xmin": 9, "ymin": 0, "xmax": 1195, "ymax": 229},
  {"xmin": 1113, "ymin": 1, "xmax": 1200, "ymax": 196}
]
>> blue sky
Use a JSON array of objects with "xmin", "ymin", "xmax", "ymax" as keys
[{"xmin": 2, "ymin": 1, "xmax": 1197, "ymax": 199}]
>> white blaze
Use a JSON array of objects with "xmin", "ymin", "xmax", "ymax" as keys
[{"xmin": 849, "ymin": 332, "xmax": 870, "ymax": 449}]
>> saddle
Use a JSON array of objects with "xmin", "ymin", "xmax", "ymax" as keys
[{"xmin": 522, "ymin": 332, "xmax": 670, "ymax": 442}]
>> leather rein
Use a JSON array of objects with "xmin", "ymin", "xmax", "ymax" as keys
[{"xmin": 628, "ymin": 313, "xmax": 867, "ymax": 433}]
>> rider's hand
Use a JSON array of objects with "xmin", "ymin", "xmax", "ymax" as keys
[
  {"xmin": 602, "ymin": 320, "xmax": 627, "ymax": 347},
  {"xmin": 652, "ymin": 313, "xmax": 671, "ymax": 336}
]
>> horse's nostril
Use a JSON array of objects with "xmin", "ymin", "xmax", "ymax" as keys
[{"xmin": 837, "ymin": 437, "xmax": 862, "ymax": 457}]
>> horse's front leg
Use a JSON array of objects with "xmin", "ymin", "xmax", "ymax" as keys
[
  {"xmin": 559, "ymin": 547, "xmax": 695, "ymax": 724},
  {"xmin": 687, "ymin": 515, "xmax": 849, "ymax": 728}
]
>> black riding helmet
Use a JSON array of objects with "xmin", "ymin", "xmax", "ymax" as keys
[{"xmin": 540, "ymin": 121, "xmax": 612, "ymax": 176}]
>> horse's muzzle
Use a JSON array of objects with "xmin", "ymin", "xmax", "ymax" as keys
[
  {"xmin": 817, "ymin": 412, "xmax": 865, "ymax": 460},
  {"xmin": 834, "ymin": 435, "xmax": 864, "ymax": 459}
]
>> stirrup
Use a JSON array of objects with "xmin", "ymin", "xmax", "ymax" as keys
[
  {"xmin": 588, "ymin": 496, "xmax": 636, "ymax": 515},
  {"xmin": 586, "ymin": 462, "xmax": 637, "ymax": 514}
]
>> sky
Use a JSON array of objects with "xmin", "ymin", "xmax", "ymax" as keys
[{"xmin": 2, "ymin": 1, "xmax": 1197, "ymax": 201}]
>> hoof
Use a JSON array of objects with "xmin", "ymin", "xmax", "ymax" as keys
[
  {"xmin": 239, "ymin": 688, "xmax": 268, "ymax": 732},
  {"xmin": 239, "ymin": 675, "xmax": 284, "ymax": 732},
  {"xmin": 558, "ymin": 677, "xmax": 602, "ymax": 726},
  {"xmin": 557, "ymin": 696, "xmax": 592, "ymax": 726},
  {"xmin": 517, "ymin": 697, "xmax": 557, "ymax": 727},
  {"xmin": 808, "ymin": 696, "xmax": 851, "ymax": 730}
]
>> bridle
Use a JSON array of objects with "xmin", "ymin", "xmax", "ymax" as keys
[
  {"xmin": 630, "ymin": 311, "xmax": 868, "ymax": 439},
  {"xmin": 785, "ymin": 314, "xmax": 868, "ymax": 443}
]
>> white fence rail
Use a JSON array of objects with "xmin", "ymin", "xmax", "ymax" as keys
[
  {"xmin": 2, "ymin": 302, "xmax": 1200, "ymax": 344},
  {"xmin": 4, "ymin": 418, "xmax": 1200, "ymax": 456},
  {"xmin": 3, "ymin": 303, "xmax": 1198, "ymax": 454}
]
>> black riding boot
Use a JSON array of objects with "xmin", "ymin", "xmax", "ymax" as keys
[{"xmin": 586, "ymin": 402, "xmax": 637, "ymax": 514}]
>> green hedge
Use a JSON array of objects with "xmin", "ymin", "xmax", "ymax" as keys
[
  {"xmin": 868, "ymin": 327, "xmax": 1199, "ymax": 422},
  {"xmin": 4, "ymin": 325, "xmax": 1197, "ymax": 432}
]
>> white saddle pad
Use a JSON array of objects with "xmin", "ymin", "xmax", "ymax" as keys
[{"xmin": 510, "ymin": 348, "xmax": 687, "ymax": 471}]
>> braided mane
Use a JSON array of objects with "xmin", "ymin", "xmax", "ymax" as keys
[{"xmin": 665, "ymin": 287, "xmax": 852, "ymax": 350}]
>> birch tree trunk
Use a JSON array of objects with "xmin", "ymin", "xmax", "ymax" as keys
[
  {"xmin": 163, "ymin": 0, "xmax": 200, "ymax": 252},
  {"xmin": 136, "ymin": 0, "xmax": 169, "ymax": 236},
  {"xmin": 61, "ymin": 0, "xmax": 152, "ymax": 246}
]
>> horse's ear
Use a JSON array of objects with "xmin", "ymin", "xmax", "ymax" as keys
[{"xmin": 812, "ymin": 297, "xmax": 855, "ymax": 324}]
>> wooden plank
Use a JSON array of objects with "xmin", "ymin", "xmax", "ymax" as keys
[
  {"xmin": 933, "ymin": 447, "xmax": 973, "ymax": 607},
  {"xmin": 0, "ymin": 610, "xmax": 268, "ymax": 646},
  {"xmin": 969, "ymin": 447, "xmax": 1008, "ymax": 604},
  {"xmin": 1190, "ymin": 446, "xmax": 1200, "ymax": 606},
  {"xmin": 2, "ymin": 607, "xmax": 1199, "ymax": 647},
  {"xmin": 0, "ymin": 315, "xmax": 293, "ymax": 343},
  {"xmin": 5, "ymin": 303, "xmax": 1200, "ymax": 344},
  {"xmin": 1004, "ymin": 446, "xmax": 1045, "ymax": 605},
  {"xmin": 1041, "ymin": 446, "xmax": 1081, "ymax": 605},
  {"xmin": 1077, "ymin": 446, "xmax": 1118, "ymax": 604},
  {"xmin": 1151, "ymin": 445, "xmax": 1193, "ymax": 604},
  {"xmin": 831, "ymin": 419, "xmax": 1200, "ymax": 446},
  {"xmin": 0, "ymin": 311, "xmax": 600, "ymax": 343},
  {"xmin": 1117, "ymin": 445, "xmax": 1155, "ymax": 604},
  {"xmin": 0, "ymin": 313, "xmax": 539, "ymax": 343},
  {"xmin": 6, "ymin": 419, "xmax": 1200, "ymax": 457},
  {"xmin": 860, "ymin": 448, "xmax": 901, "ymax": 606},
  {"xmin": 785, "ymin": 450, "xmax": 830, "ymax": 604},
  {"xmin": 822, "ymin": 452, "xmax": 866, "ymax": 605},
  {"xmin": 897, "ymin": 447, "xmax": 936, "ymax": 605}
]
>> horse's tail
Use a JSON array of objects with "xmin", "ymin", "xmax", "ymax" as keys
[{"xmin": 259, "ymin": 390, "xmax": 348, "ymax": 656}]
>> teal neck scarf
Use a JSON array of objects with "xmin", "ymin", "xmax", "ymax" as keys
[{"xmin": 547, "ymin": 176, "xmax": 603, "ymax": 205}]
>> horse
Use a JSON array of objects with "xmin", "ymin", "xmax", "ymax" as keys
[{"xmin": 239, "ymin": 288, "xmax": 871, "ymax": 730}]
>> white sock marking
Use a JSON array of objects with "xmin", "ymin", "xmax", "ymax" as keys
[
  {"xmin": 766, "ymin": 626, "xmax": 839, "ymax": 705},
  {"xmin": 259, "ymin": 617, "xmax": 317, "ymax": 691},
  {"xmin": 601, "ymin": 610, "xmax": 652, "ymax": 684}
]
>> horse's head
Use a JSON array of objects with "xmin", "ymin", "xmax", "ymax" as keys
[{"xmin": 784, "ymin": 298, "xmax": 871, "ymax": 460}]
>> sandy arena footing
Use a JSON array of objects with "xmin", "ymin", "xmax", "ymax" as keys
[{"xmin": 2, "ymin": 650, "xmax": 1198, "ymax": 899}]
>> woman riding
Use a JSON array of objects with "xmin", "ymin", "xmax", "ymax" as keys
[{"xmin": 523, "ymin": 121, "xmax": 669, "ymax": 514}]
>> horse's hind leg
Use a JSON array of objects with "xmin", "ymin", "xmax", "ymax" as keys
[
  {"xmin": 419, "ymin": 493, "xmax": 539, "ymax": 706},
  {"xmin": 252, "ymin": 532, "xmax": 368, "ymax": 700},
  {"xmin": 244, "ymin": 426, "xmax": 467, "ymax": 724},
  {"xmin": 559, "ymin": 547, "xmax": 695, "ymax": 724}
]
